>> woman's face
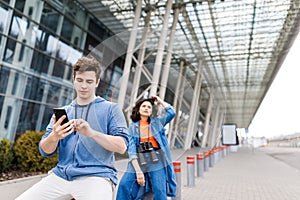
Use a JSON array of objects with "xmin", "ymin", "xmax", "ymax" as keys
[{"xmin": 139, "ymin": 101, "xmax": 153, "ymax": 118}]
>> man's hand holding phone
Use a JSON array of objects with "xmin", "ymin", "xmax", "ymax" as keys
[{"xmin": 52, "ymin": 108, "xmax": 75, "ymax": 140}]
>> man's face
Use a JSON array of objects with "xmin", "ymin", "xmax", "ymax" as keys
[{"xmin": 73, "ymin": 71, "xmax": 99, "ymax": 102}]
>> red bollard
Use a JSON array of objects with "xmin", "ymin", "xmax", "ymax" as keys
[
  {"xmin": 172, "ymin": 161, "xmax": 181, "ymax": 200},
  {"xmin": 196, "ymin": 153, "xmax": 204, "ymax": 178},
  {"xmin": 187, "ymin": 156, "xmax": 195, "ymax": 187},
  {"xmin": 204, "ymin": 151, "xmax": 209, "ymax": 172}
]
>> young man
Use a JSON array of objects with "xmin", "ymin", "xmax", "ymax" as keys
[{"xmin": 16, "ymin": 56, "xmax": 129, "ymax": 200}]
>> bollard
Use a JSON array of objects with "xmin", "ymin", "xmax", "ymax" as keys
[
  {"xmin": 209, "ymin": 149, "xmax": 215, "ymax": 168},
  {"xmin": 187, "ymin": 156, "xmax": 195, "ymax": 187},
  {"xmin": 196, "ymin": 153, "xmax": 204, "ymax": 178},
  {"xmin": 221, "ymin": 146, "xmax": 225, "ymax": 158},
  {"xmin": 172, "ymin": 161, "xmax": 181, "ymax": 200},
  {"xmin": 215, "ymin": 148, "xmax": 220, "ymax": 163},
  {"xmin": 204, "ymin": 151, "xmax": 209, "ymax": 172}
]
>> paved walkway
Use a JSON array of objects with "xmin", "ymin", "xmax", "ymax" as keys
[
  {"xmin": 1, "ymin": 146, "xmax": 300, "ymax": 199},
  {"xmin": 176, "ymin": 146, "xmax": 300, "ymax": 200}
]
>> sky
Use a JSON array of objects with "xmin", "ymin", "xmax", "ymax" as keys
[{"xmin": 248, "ymin": 32, "xmax": 300, "ymax": 138}]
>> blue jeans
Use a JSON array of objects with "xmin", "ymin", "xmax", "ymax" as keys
[{"xmin": 116, "ymin": 151, "xmax": 167, "ymax": 200}]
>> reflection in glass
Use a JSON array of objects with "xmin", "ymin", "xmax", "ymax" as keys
[
  {"xmin": 3, "ymin": 37, "xmax": 15, "ymax": 63},
  {"xmin": 4, "ymin": 106, "xmax": 12, "ymax": 129},
  {"xmin": 0, "ymin": 66, "xmax": 10, "ymax": 116},
  {"xmin": 9, "ymin": 12, "xmax": 27, "ymax": 38},
  {"xmin": 3, "ymin": 11, "xmax": 28, "ymax": 63},
  {"xmin": 61, "ymin": 17, "xmax": 73, "ymax": 43},
  {"xmin": 0, "ymin": 5, "xmax": 8, "ymax": 33},
  {"xmin": 53, "ymin": 40, "xmax": 82, "ymax": 78},
  {"xmin": 31, "ymin": 49, "xmax": 50, "ymax": 73},
  {"xmin": 17, "ymin": 101, "xmax": 40, "ymax": 134},
  {"xmin": 24, "ymin": 76, "xmax": 44, "ymax": 102},
  {"xmin": 2, "ymin": 0, "xmax": 10, "ymax": 5},
  {"xmin": 47, "ymin": 83, "xmax": 61, "ymax": 105},
  {"xmin": 40, "ymin": 3, "xmax": 59, "ymax": 35},
  {"xmin": 15, "ymin": 0, "xmax": 25, "ymax": 13},
  {"xmin": 41, "ymin": 105, "xmax": 54, "ymax": 131},
  {"xmin": 52, "ymin": 56, "xmax": 65, "ymax": 78}
]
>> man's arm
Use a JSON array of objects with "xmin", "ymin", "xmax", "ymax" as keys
[
  {"xmin": 75, "ymin": 118, "xmax": 127, "ymax": 154},
  {"xmin": 90, "ymin": 131, "xmax": 127, "ymax": 154},
  {"xmin": 40, "ymin": 115, "xmax": 75, "ymax": 154}
]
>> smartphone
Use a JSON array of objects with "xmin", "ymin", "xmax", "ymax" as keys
[{"xmin": 53, "ymin": 108, "xmax": 69, "ymax": 125}]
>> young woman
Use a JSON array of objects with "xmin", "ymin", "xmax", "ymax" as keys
[{"xmin": 116, "ymin": 95, "xmax": 176, "ymax": 200}]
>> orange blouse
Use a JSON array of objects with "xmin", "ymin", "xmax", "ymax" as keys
[{"xmin": 139, "ymin": 120, "xmax": 160, "ymax": 148}]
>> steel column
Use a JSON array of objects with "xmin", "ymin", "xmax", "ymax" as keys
[
  {"xmin": 149, "ymin": 0, "xmax": 173, "ymax": 96},
  {"xmin": 118, "ymin": 0, "xmax": 142, "ymax": 109},
  {"xmin": 209, "ymin": 104, "xmax": 220, "ymax": 148},
  {"xmin": 129, "ymin": 10, "xmax": 152, "ymax": 107},
  {"xmin": 159, "ymin": 6, "xmax": 180, "ymax": 99},
  {"xmin": 201, "ymin": 93, "xmax": 213, "ymax": 148},
  {"xmin": 169, "ymin": 61, "xmax": 187, "ymax": 147},
  {"xmin": 184, "ymin": 60, "xmax": 203, "ymax": 150},
  {"xmin": 216, "ymin": 110, "xmax": 226, "ymax": 147}
]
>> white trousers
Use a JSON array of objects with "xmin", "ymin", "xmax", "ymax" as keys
[{"xmin": 15, "ymin": 172, "xmax": 113, "ymax": 200}]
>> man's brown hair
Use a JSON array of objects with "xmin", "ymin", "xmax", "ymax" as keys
[{"xmin": 73, "ymin": 56, "xmax": 101, "ymax": 80}]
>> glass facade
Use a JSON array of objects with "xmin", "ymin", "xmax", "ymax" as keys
[{"xmin": 0, "ymin": 0, "xmax": 126, "ymax": 141}]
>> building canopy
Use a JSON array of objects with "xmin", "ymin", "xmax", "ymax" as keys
[{"xmin": 78, "ymin": 0, "xmax": 300, "ymax": 128}]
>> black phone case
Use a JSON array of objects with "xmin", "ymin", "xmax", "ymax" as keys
[{"xmin": 53, "ymin": 108, "xmax": 69, "ymax": 125}]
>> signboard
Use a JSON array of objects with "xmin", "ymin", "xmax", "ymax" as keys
[{"xmin": 222, "ymin": 124, "xmax": 239, "ymax": 145}]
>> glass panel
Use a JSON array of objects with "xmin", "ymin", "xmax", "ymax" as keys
[
  {"xmin": 61, "ymin": 87, "xmax": 73, "ymax": 106},
  {"xmin": 4, "ymin": 105, "xmax": 12, "ymax": 129},
  {"xmin": 3, "ymin": 39, "xmax": 15, "ymax": 64},
  {"xmin": 2, "ymin": 0, "xmax": 10, "ymax": 4},
  {"xmin": 3, "ymin": 39, "xmax": 16, "ymax": 63},
  {"xmin": 11, "ymin": 72, "xmax": 18, "ymax": 95},
  {"xmin": 53, "ymin": 40, "xmax": 82, "ymax": 78},
  {"xmin": 62, "ymin": 1, "xmax": 86, "ymax": 48},
  {"xmin": 0, "ymin": 65, "xmax": 9, "ymax": 93},
  {"xmin": 0, "ymin": 95, "xmax": 3, "ymax": 117},
  {"xmin": 61, "ymin": 17, "xmax": 73, "ymax": 43},
  {"xmin": 52, "ymin": 58, "xmax": 65, "ymax": 78},
  {"xmin": 24, "ymin": 76, "xmax": 44, "ymax": 101},
  {"xmin": 31, "ymin": 49, "xmax": 50, "ymax": 73},
  {"xmin": 41, "ymin": 104, "xmax": 53, "ymax": 131},
  {"xmin": 88, "ymin": 18, "xmax": 108, "ymax": 41},
  {"xmin": 17, "ymin": 101, "xmax": 40, "ymax": 133},
  {"xmin": 46, "ymin": 82, "xmax": 73, "ymax": 107},
  {"xmin": 0, "ymin": 65, "xmax": 10, "ymax": 116},
  {"xmin": 84, "ymin": 33, "xmax": 101, "ymax": 56},
  {"xmin": 3, "ymin": 11, "xmax": 28, "ymax": 63},
  {"xmin": 40, "ymin": 2, "xmax": 60, "ymax": 35},
  {"xmin": 46, "ymin": 83, "xmax": 61, "ymax": 105},
  {"xmin": 15, "ymin": 0, "xmax": 25, "ymax": 13},
  {"xmin": 0, "ymin": 4, "xmax": 9, "ymax": 34},
  {"xmin": 9, "ymin": 11, "xmax": 27, "ymax": 38}
]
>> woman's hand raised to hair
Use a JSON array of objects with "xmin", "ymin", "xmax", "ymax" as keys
[{"xmin": 151, "ymin": 95, "xmax": 169, "ymax": 108}]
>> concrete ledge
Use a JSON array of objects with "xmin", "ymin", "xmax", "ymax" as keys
[{"xmin": 0, "ymin": 174, "xmax": 46, "ymax": 186}]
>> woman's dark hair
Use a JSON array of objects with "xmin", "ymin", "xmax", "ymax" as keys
[{"xmin": 130, "ymin": 98, "xmax": 155, "ymax": 122}]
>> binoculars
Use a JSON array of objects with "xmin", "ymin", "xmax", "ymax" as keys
[{"xmin": 137, "ymin": 142, "xmax": 159, "ymax": 165}]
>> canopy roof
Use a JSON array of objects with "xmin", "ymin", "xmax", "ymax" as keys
[{"xmin": 78, "ymin": 0, "xmax": 300, "ymax": 128}]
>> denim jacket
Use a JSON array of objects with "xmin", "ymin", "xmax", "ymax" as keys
[
  {"xmin": 127, "ymin": 105, "xmax": 177, "ymax": 197},
  {"xmin": 39, "ymin": 97, "xmax": 129, "ymax": 185}
]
